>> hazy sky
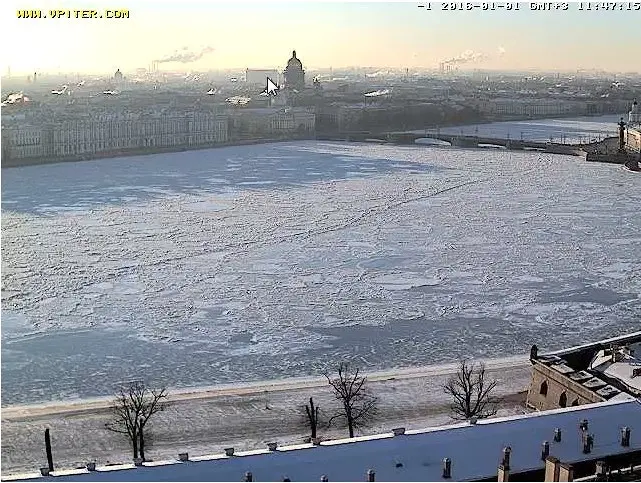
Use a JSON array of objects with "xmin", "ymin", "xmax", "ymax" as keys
[{"xmin": 1, "ymin": 0, "xmax": 639, "ymax": 75}]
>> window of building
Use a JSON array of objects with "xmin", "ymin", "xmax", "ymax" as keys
[
  {"xmin": 559, "ymin": 392, "xmax": 567, "ymax": 408},
  {"xmin": 571, "ymin": 399, "xmax": 579, "ymax": 407},
  {"xmin": 539, "ymin": 380, "xmax": 548, "ymax": 396}
]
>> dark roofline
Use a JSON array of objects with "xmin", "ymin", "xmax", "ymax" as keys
[{"xmin": 546, "ymin": 332, "xmax": 641, "ymax": 359}]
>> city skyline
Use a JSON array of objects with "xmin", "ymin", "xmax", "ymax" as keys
[{"xmin": 1, "ymin": 0, "xmax": 640, "ymax": 76}]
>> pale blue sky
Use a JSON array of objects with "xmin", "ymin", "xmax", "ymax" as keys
[{"xmin": 1, "ymin": 1, "xmax": 638, "ymax": 74}]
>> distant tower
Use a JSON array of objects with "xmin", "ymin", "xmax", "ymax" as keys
[
  {"xmin": 283, "ymin": 50, "xmax": 305, "ymax": 91},
  {"xmin": 618, "ymin": 118, "xmax": 627, "ymax": 152},
  {"xmin": 33, "ymin": 71, "xmax": 37, "ymax": 83},
  {"xmin": 114, "ymin": 68, "xmax": 123, "ymax": 82}
]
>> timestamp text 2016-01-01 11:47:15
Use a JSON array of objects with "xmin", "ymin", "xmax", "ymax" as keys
[{"xmin": 417, "ymin": 2, "xmax": 641, "ymax": 10}]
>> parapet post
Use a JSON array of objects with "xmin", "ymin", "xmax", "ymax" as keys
[
  {"xmin": 442, "ymin": 458, "xmax": 452, "ymax": 479},
  {"xmin": 583, "ymin": 434, "xmax": 594, "ymax": 454},
  {"xmin": 621, "ymin": 427, "xmax": 631, "ymax": 447},
  {"xmin": 501, "ymin": 447, "xmax": 511, "ymax": 470},
  {"xmin": 545, "ymin": 456, "xmax": 560, "ymax": 482},
  {"xmin": 595, "ymin": 461, "xmax": 608, "ymax": 481},
  {"xmin": 579, "ymin": 419, "xmax": 589, "ymax": 432},
  {"xmin": 498, "ymin": 464, "xmax": 510, "ymax": 482},
  {"xmin": 541, "ymin": 441, "xmax": 550, "ymax": 460},
  {"xmin": 558, "ymin": 463, "xmax": 574, "ymax": 482}
]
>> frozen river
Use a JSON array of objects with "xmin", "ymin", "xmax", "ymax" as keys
[{"xmin": 2, "ymin": 140, "xmax": 640, "ymax": 405}]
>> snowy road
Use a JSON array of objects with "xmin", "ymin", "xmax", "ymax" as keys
[
  {"xmin": 2, "ymin": 140, "xmax": 641, "ymax": 405},
  {"xmin": 0, "ymin": 358, "xmax": 531, "ymax": 476}
]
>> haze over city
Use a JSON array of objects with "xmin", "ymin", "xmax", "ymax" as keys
[{"xmin": 1, "ymin": 0, "xmax": 640, "ymax": 75}]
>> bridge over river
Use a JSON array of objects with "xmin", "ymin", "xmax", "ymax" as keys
[
  {"xmin": 320, "ymin": 131, "xmax": 586, "ymax": 156},
  {"xmin": 383, "ymin": 132, "xmax": 585, "ymax": 155}
]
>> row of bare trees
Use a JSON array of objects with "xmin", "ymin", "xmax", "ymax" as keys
[
  {"xmin": 304, "ymin": 360, "xmax": 497, "ymax": 442},
  {"xmin": 107, "ymin": 360, "xmax": 497, "ymax": 459}
]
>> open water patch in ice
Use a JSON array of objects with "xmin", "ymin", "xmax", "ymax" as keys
[{"xmin": 369, "ymin": 273, "xmax": 441, "ymax": 291}]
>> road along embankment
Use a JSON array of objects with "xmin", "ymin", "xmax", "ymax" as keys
[{"xmin": 1, "ymin": 357, "xmax": 532, "ymax": 476}]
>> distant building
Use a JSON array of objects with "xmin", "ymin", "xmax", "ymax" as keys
[
  {"xmin": 1, "ymin": 124, "xmax": 46, "ymax": 159},
  {"xmin": 283, "ymin": 50, "xmax": 305, "ymax": 91},
  {"xmin": 114, "ymin": 69, "xmax": 123, "ymax": 82},
  {"xmin": 227, "ymin": 107, "xmax": 315, "ymax": 140},
  {"xmin": 475, "ymin": 98, "xmax": 584, "ymax": 118},
  {"xmin": 626, "ymin": 125, "xmax": 641, "ymax": 154},
  {"xmin": 626, "ymin": 99, "xmax": 641, "ymax": 153},
  {"xmin": 526, "ymin": 332, "xmax": 641, "ymax": 412},
  {"xmin": 628, "ymin": 99, "xmax": 640, "ymax": 125},
  {"xmin": 1, "ymin": 107, "xmax": 228, "ymax": 163}
]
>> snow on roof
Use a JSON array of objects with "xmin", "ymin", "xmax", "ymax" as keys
[
  {"xmin": 554, "ymin": 363, "xmax": 575, "ymax": 375},
  {"xmin": 9, "ymin": 400, "xmax": 641, "ymax": 483},
  {"xmin": 590, "ymin": 342, "xmax": 641, "ymax": 394},
  {"xmin": 536, "ymin": 334, "xmax": 641, "ymax": 400}
]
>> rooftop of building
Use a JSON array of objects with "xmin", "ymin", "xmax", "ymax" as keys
[
  {"xmin": 532, "ymin": 331, "xmax": 641, "ymax": 399},
  {"xmin": 227, "ymin": 107, "xmax": 312, "ymax": 116},
  {"xmin": 4, "ymin": 399, "xmax": 640, "ymax": 482},
  {"xmin": 285, "ymin": 51, "xmax": 303, "ymax": 70}
]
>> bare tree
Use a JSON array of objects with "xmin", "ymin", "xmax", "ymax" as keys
[
  {"xmin": 304, "ymin": 397, "xmax": 321, "ymax": 439},
  {"xmin": 324, "ymin": 363, "xmax": 377, "ymax": 438},
  {"xmin": 105, "ymin": 381, "xmax": 168, "ymax": 460},
  {"xmin": 443, "ymin": 360, "xmax": 498, "ymax": 420}
]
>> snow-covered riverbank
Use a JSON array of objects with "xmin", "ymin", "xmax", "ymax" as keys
[{"xmin": 0, "ymin": 357, "xmax": 531, "ymax": 476}]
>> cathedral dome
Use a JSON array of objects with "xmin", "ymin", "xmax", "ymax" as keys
[
  {"xmin": 283, "ymin": 50, "xmax": 305, "ymax": 91},
  {"xmin": 287, "ymin": 51, "xmax": 303, "ymax": 69}
]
